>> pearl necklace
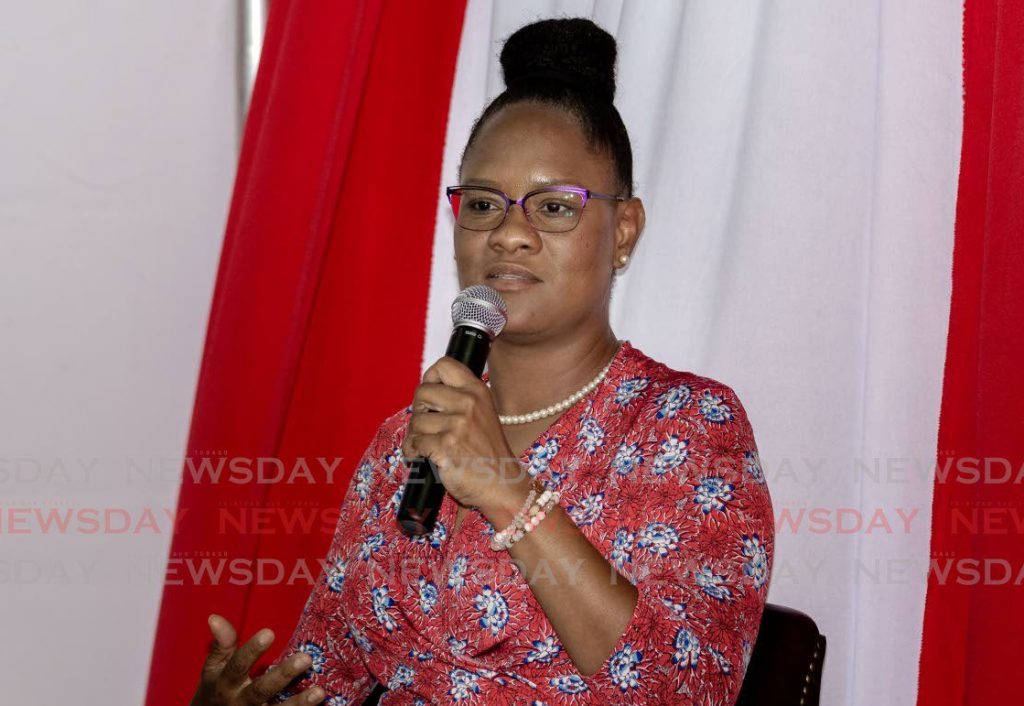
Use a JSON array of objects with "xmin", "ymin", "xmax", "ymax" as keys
[{"xmin": 491, "ymin": 340, "xmax": 624, "ymax": 425}]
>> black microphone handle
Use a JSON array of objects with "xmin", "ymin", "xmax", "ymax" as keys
[{"xmin": 396, "ymin": 325, "xmax": 492, "ymax": 537}]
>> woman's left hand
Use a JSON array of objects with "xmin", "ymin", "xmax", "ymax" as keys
[{"xmin": 401, "ymin": 356, "xmax": 529, "ymax": 513}]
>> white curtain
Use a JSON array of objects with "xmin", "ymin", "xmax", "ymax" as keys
[
  {"xmin": 424, "ymin": 2, "xmax": 964, "ymax": 704},
  {"xmin": 0, "ymin": 2, "xmax": 238, "ymax": 703}
]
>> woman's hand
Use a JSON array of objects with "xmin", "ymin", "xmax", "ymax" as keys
[
  {"xmin": 402, "ymin": 356, "xmax": 530, "ymax": 512},
  {"xmin": 189, "ymin": 614, "xmax": 325, "ymax": 706}
]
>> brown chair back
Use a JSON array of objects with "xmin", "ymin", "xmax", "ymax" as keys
[{"xmin": 735, "ymin": 603, "xmax": 827, "ymax": 706}]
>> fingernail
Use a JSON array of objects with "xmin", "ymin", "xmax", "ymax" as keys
[{"xmin": 307, "ymin": 687, "xmax": 323, "ymax": 703}]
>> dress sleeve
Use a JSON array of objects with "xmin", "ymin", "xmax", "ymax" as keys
[
  {"xmin": 578, "ymin": 381, "xmax": 774, "ymax": 705},
  {"xmin": 268, "ymin": 421, "xmax": 396, "ymax": 705}
]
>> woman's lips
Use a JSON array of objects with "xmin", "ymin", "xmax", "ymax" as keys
[
  {"xmin": 484, "ymin": 264, "xmax": 541, "ymax": 292},
  {"xmin": 485, "ymin": 273, "xmax": 540, "ymax": 291}
]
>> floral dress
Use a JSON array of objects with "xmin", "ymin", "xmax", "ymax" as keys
[{"xmin": 271, "ymin": 340, "xmax": 774, "ymax": 705}]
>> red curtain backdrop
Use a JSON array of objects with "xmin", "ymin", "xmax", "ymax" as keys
[
  {"xmin": 144, "ymin": 2, "xmax": 468, "ymax": 705},
  {"xmin": 917, "ymin": 1, "xmax": 1024, "ymax": 704}
]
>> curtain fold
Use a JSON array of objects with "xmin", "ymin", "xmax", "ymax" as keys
[
  {"xmin": 917, "ymin": 1, "xmax": 1024, "ymax": 704},
  {"xmin": 144, "ymin": 2, "xmax": 467, "ymax": 705}
]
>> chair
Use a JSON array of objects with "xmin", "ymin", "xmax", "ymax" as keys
[
  {"xmin": 735, "ymin": 603, "xmax": 827, "ymax": 706},
  {"xmin": 361, "ymin": 603, "xmax": 826, "ymax": 706}
]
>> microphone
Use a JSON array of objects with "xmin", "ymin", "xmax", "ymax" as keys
[{"xmin": 396, "ymin": 285, "xmax": 508, "ymax": 537}]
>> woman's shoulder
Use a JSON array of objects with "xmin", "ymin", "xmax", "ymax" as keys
[{"xmin": 623, "ymin": 341, "xmax": 752, "ymax": 422}]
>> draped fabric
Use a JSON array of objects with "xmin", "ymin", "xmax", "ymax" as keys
[
  {"xmin": 916, "ymin": 2, "xmax": 1024, "ymax": 704},
  {"xmin": 142, "ymin": 2, "xmax": 979, "ymax": 706},
  {"xmin": 144, "ymin": 2, "xmax": 466, "ymax": 704}
]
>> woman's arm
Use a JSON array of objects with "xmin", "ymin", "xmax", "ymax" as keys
[
  {"xmin": 478, "ymin": 480, "xmax": 639, "ymax": 676},
  {"xmin": 268, "ymin": 423, "xmax": 396, "ymax": 704}
]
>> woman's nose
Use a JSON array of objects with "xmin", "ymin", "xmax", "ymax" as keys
[{"xmin": 487, "ymin": 203, "xmax": 541, "ymax": 253}]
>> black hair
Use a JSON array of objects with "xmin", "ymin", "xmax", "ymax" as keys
[{"xmin": 458, "ymin": 17, "xmax": 635, "ymax": 198}]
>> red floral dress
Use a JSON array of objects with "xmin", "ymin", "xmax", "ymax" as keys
[{"xmin": 272, "ymin": 341, "xmax": 774, "ymax": 705}]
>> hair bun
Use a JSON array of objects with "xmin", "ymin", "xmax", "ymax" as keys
[{"xmin": 500, "ymin": 18, "xmax": 617, "ymax": 103}]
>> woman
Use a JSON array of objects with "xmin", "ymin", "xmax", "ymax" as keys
[{"xmin": 191, "ymin": 17, "xmax": 773, "ymax": 706}]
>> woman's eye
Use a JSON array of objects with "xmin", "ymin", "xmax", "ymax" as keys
[
  {"xmin": 467, "ymin": 199, "xmax": 498, "ymax": 212},
  {"xmin": 540, "ymin": 201, "xmax": 575, "ymax": 216}
]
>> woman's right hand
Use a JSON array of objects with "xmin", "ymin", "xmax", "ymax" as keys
[{"xmin": 189, "ymin": 614, "xmax": 326, "ymax": 706}]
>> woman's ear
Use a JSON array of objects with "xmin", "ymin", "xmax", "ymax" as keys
[{"xmin": 613, "ymin": 197, "xmax": 645, "ymax": 267}]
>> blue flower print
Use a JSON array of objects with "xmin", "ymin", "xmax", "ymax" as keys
[
  {"xmin": 387, "ymin": 663, "xmax": 416, "ymax": 690},
  {"xmin": 325, "ymin": 696, "xmax": 351, "ymax": 706},
  {"xmin": 409, "ymin": 648, "xmax": 434, "ymax": 662},
  {"xmin": 611, "ymin": 443, "xmax": 644, "ymax": 476},
  {"xmin": 661, "ymin": 597, "xmax": 689, "ymax": 620},
  {"xmin": 576, "ymin": 416, "xmax": 606, "ymax": 454},
  {"xmin": 355, "ymin": 459, "xmax": 373, "ymax": 501},
  {"xmin": 651, "ymin": 435, "xmax": 689, "ymax": 476},
  {"xmin": 448, "ymin": 668, "xmax": 480, "ymax": 701},
  {"xmin": 411, "ymin": 519, "xmax": 447, "ymax": 548},
  {"xmin": 385, "ymin": 446, "xmax": 405, "ymax": 477},
  {"xmin": 611, "ymin": 528, "xmax": 635, "ymax": 569},
  {"xmin": 742, "ymin": 639, "xmax": 754, "ymax": 671},
  {"xmin": 372, "ymin": 586, "xmax": 398, "ymax": 632},
  {"xmin": 448, "ymin": 554, "xmax": 468, "ymax": 590},
  {"xmin": 745, "ymin": 449, "xmax": 766, "ymax": 483},
  {"xmin": 568, "ymin": 492, "xmax": 604, "ymax": 526},
  {"xmin": 390, "ymin": 484, "xmax": 404, "ymax": 512},
  {"xmin": 524, "ymin": 635, "xmax": 562, "ymax": 664},
  {"xmin": 326, "ymin": 558, "xmax": 346, "ymax": 592},
  {"xmin": 418, "ymin": 576, "xmax": 439, "ymax": 614},
  {"xmin": 362, "ymin": 502, "xmax": 380, "ymax": 528},
  {"xmin": 692, "ymin": 477, "xmax": 735, "ymax": 514},
  {"xmin": 474, "ymin": 585, "xmax": 509, "ymax": 636},
  {"xmin": 549, "ymin": 675, "xmax": 588, "ymax": 694},
  {"xmin": 656, "ymin": 384, "xmax": 692, "ymax": 419},
  {"xmin": 527, "ymin": 438, "xmax": 560, "ymax": 476},
  {"xmin": 615, "ymin": 377, "xmax": 650, "ymax": 405},
  {"xmin": 695, "ymin": 566, "xmax": 732, "ymax": 601},
  {"xmin": 448, "ymin": 636, "xmax": 468, "ymax": 655},
  {"xmin": 347, "ymin": 622, "xmax": 373, "ymax": 653},
  {"xmin": 297, "ymin": 641, "xmax": 326, "ymax": 674},
  {"xmin": 672, "ymin": 627, "xmax": 701, "ymax": 670},
  {"xmin": 608, "ymin": 644, "xmax": 643, "ymax": 692},
  {"xmin": 699, "ymin": 390, "xmax": 734, "ymax": 424},
  {"xmin": 707, "ymin": 646, "xmax": 733, "ymax": 675},
  {"xmin": 637, "ymin": 522, "xmax": 680, "ymax": 557},
  {"xmin": 359, "ymin": 532, "xmax": 385, "ymax": 560},
  {"xmin": 742, "ymin": 534, "xmax": 769, "ymax": 588}
]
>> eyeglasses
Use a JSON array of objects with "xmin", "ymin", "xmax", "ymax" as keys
[{"xmin": 445, "ymin": 184, "xmax": 626, "ymax": 233}]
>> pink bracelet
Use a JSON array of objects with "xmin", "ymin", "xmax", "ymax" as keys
[{"xmin": 490, "ymin": 481, "xmax": 561, "ymax": 551}]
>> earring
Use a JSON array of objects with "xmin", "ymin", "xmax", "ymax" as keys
[{"xmin": 618, "ymin": 254, "xmax": 629, "ymax": 265}]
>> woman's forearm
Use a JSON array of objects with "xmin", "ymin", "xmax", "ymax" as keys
[{"xmin": 480, "ymin": 483, "xmax": 639, "ymax": 676}]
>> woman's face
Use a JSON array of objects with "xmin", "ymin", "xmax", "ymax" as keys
[{"xmin": 455, "ymin": 102, "xmax": 643, "ymax": 342}]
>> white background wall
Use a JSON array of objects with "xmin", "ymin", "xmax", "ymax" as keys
[{"xmin": 0, "ymin": 2, "xmax": 237, "ymax": 703}]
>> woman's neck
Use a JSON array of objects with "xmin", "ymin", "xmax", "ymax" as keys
[{"xmin": 486, "ymin": 329, "xmax": 621, "ymax": 417}]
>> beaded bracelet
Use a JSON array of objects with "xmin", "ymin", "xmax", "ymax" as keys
[
  {"xmin": 488, "ymin": 480, "xmax": 538, "ymax": 551},
  {"xmin": 490, "ymin": 480, "xmax": 561, "ymax": 551}
]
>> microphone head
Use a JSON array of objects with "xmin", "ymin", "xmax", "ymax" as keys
[{"xmin": 451, "ymin": 285, "xmax": 508, "ymax": 338}]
